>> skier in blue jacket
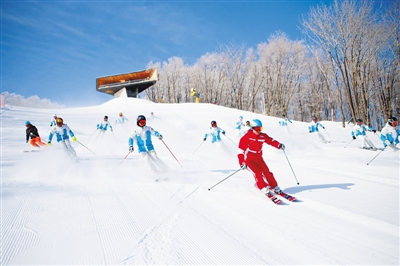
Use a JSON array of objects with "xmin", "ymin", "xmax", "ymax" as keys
[
  {"xmin": 380, "ymin": 116, "xmax": 399, "ymax": 151},
  {"xmin": 128, "ymin": 115, "xmax": 168, "ymax": 172},
  {"xmin": 308, "ymin": 116, "xmax": 329, "ymax": 143},
  {"xmin": 97, "ymin": 116, "xmax": 113, "ymax": 132},
  {"xmin": 204, "ymin": 120, "xmax": 226, "ymax": 143},
  {"xmin": 351, "ymin": 119, "xmax": 377, "ymax": 150},
  {"xmin": 47, "ymin": 117, "xmax": 78, "ymax": 160}
]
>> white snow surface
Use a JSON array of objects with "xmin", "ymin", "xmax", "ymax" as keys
[{"xmin": 1, "ymin": 98, "xmax": 399, "ymax": 265}]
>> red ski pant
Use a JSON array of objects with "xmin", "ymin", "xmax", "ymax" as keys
[
  {"xmin": 30, "ymin": 137, "xmax": 46, "ymax": 147},
  {"xmin": 246, "ymin": 154, "xmax": 278, "ymax": 190}
]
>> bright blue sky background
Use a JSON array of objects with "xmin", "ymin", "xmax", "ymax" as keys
[{"xmin": 0, "ymin": 0, "xmax": 392, "ymax": 107}]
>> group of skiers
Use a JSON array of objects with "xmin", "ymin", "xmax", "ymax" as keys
[{"xmin": 25, "ymin": 111, "xmax": 399, "ymax": 198}]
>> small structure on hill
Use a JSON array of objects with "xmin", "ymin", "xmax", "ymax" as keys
[{"xmin": 96, "ymin": 68, "xmax": 158, "ymax": 98}]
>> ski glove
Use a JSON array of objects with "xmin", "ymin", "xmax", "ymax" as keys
[
  {"xmin": 279, "ymin": 143, "xmax": 285, "ymax": 151},
  {"xmin": 240, "ymin": 163, "xmax": 247, "ymax": 170},
  {"xmin": 372, "ymin": 129, "xmax": 376, "ymax": 133},
  {"xmin": 47, "ymin": 141, "xmax": 52, "ymax": 146},
  {"xmin": 129, "ymin": 146, "xmax": 134, "ymax": 152},
  {"xmin": 72, "ymin": 136, "xmax": 77, "ymax": 142},
  {"xmin": 158, "ymin": 134, "xmax": 163, "ymax": 140},
  {"xmin": 222, "ymin": 131, "xmax": 226, "ymax": 135},
  {"xmin": 203, "ymin": 137, "xmax": 207, "ymax": 141},
  {"xmin": 309, "ymin": 131, "xmax": 312, "ymax": 133},
  {"xmin": 322, "ymin": 127, "xmax": 325, "ymax": 129},
  {"xmin": 352, "ymin": 136, "xmax": 356, "ymax": 140}
]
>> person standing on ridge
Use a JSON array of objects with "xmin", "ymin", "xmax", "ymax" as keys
[
  {"xmin": 308, "ymin": 116, "xmax": 329, "ymax": 143},
  {"xmin": 47, "ymin": 117, "xmax": 78, "ymax": 160},
  {"xmin": 204, "ymin": 121, "xmax": 226, "ymax": 143},
  {"xmin": 25, "ymin": 121, "xmax": 46, "ymax": 148},
  {"xmin": 380, "ymin": 116, "xmax": 399, "ymax": 151},
  {"xmin": 128, "ymin": 115, "xmax": 168, "ymax": 172},
  {"xmin": 351, "ymin": 119, "xmax": 377, "ymax": 150},
  {"xmin": 238, "ymin": 119, "xmax": 286, "ymax": 196}
]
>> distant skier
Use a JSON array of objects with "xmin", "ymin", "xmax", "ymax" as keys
[
  {"xmin": 238, "ymin": 119, "xmax": 286, "ymax": 196},
  {"xmin": 235, "ymin": 116, "xmax": 246, "ymax": 135},
  {"xmin": 204, "ymin": 121, "xmax": 226, "ymax": 143},
  {"xmin": 244, "ymin": 121, "xmax": 251, "ymax": 133},
  {"xmin": 97, "ymin": 116, "xmax": 113, "ymax": 132},
  {"xmin": 279, "ymin": 114, "xmax": 292, "ymax": 134},
  {"xmin": 308, "ymin": 116, "xmax": 329, "ymax": 143},
  {"xmin": 380, "ymin": 116, "xmax": 399, "ymax": 151},
  {"xmin": 128, "ymin": 115, "xmax": 168, "ymax": 172},
  {"xmin": 47, "ymin": 117, "xmax": 78, "ymax": 160},
  {"xmin": 351, "ymin": 119, "xmax": 377, "ymax": 150},
  {"xmin": 25, "ymin": 121, "xmax": 46, "ymax": 148},
  {"xmin": 50, "ymin": 113, "xmax": 57, "ymax": 127},
  {"xmin": 116, "ymin": 112, "xmax": 129, "ymax": 124},
  {"xmin": 278, "ymin": 114, "xmax": 292, "ymax": 126}
]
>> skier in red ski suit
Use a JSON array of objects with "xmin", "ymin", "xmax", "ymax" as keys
[{"xmin": 237, "ymin": 119, "xmax": 285, "ymax": 195}]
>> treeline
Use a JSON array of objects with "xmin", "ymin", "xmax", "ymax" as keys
[{"xmin": 144, "ymin": 0, "xmax": 399, "ymax": 129}]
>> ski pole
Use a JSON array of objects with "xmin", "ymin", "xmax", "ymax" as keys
[
  {"xmin": 160, "ymin": 139, "xmax": 183, "ymax": 167},
  {"xmin": 193, "ymin": 140, "xmax": 205, "ymax": 154},
  {"xmin": 208, "ymin": 168, "xmax": 242, "ymax": 191},
  {"xmin": 366, "ymin": 147, "xmax": 386, "ymax": 165},
  {"xmin": 344, "ymin": 139, "xmax": 354, "ymax": 148},
  {"xmin": 76, "ymin": 140, "xmax": 96, "ymax": 154},
  {"xmin": 118, "ymin": 151, "xmax": 132, "ymax": 168},
  {"xmin": 323, "ymin": 128, "xmax": 332, "ymax": 139},
  {"xmin": 222, "ymin": 134, "xmax": 237, "ymax": 146},
  {"xmin": 282, "ymin": 150, "xmax": 300, "ymax": 185},
  {"xmin": 88, "ymin": 129, "xmax": 98, "ymax": 140}
]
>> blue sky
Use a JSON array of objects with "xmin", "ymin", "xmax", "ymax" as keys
[{"xmin": 2, "ymin": 0, "xmax": 389, "ymax": 107}]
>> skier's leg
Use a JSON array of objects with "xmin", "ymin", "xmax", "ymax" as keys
[
  {"xmin": 246, "ymin": 158, "xmax": 269, "ymax": 190},
  {"xmin": 258, "ymin": 159, "xmax": 278, "ymax": 189},
  {"xmin": 317, "ymin": 131, "xmax": 327, "ymax": 143},
  {"xmin": 65, "ymin": 140, "xmax": 77, "ymax": 159},
  {"xmin": 141, "ymin": 152, "xmax": 158, "ymax": 171},
  {"xmin": 148, "ymin": 151, "xmax": 169, "ymax": 172},
  {"xmin": 359, "ymin": 136, "xmax": 367, "ymax": 148},
  {"xmin": 365, "ymin": 137, "xmax": 376, "ymax": 149}
]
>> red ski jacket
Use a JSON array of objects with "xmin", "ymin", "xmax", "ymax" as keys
[{"xmin": 237, "ymin": 130, "xmax": 281, "ymax": 165}]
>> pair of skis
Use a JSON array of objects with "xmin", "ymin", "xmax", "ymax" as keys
[{"xmin": 265, "ymin": 190, "xmax": 297, "ymax": 205}]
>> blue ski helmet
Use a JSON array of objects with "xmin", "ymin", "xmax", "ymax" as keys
[
  {"xmin": 25, "ymin": 121, "xmax": 31, "ymax": 126},
  {"xmin": 239, "ymin": 116, "xmax": 243, "ymax": 120},
  {"xmin": 250, "ymin": 119, "xmax": 262, "ymax": 128}
]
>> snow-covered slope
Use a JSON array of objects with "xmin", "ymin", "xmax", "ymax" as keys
[{"xmin": 1, "ymin": 98, "xmax": 399, "ymax": 265}]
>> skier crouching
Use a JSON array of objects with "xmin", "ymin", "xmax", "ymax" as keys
[
  {"xmin": 47, "ymin": 117, "xmax": 78, "ymax": 160},
  {"xmin": 128, "ymin": 115, "xmax": 168, "ymax": 172},
  {"xmin": 238, "ymin": 119, "xmax": 285, "ymax": 196}
]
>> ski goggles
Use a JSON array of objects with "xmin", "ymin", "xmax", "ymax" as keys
[
  {"xmin": 392, "ymin": 121, "xmax": 398, "ymax": 126},
  {"xmin": 253, "ymin": 126, "xmax": 262, "ymax": 132},
  {"xmin": 138, "ymin": 119, "xmax": 146, "ymax": 126}
]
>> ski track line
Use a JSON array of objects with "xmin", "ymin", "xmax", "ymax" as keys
[
  {"xmin": 196, "ymin": 190, "xmax": 335, "ymax": 265},
  {"xmin": 1, "ymin": 192, "xmax": 41, "ymax": 265},
  {"xmin": 120, "ymin": 186, "xmax": 199, "ymax": 264}
]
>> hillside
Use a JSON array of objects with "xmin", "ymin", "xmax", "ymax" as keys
[{"xmin": 1, "ymin": 98, "xmax": 399, "ymax": 265}]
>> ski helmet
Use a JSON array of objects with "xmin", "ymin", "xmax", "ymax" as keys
[
  {"xmin": 56, "ymin": 117, "xmax": 63, "ymax": 127},
  {"xmin": 356, "ymin": 118, "xmax": 363, "ymax": 123},
  {"xmin": 239, "ymin": 116, "xmax": 243, "ymax": 120},
  {"xmin": 119, "ymin": 112, "xmax": 123, "ymax": 116},
  {"xmin": 137, "ymin": 115, "xmax": 146, "ymax": 126},
  {"xmin": 25, "ymin": 121, "xmax": 31, "ymax": 126},
  {"xmin": 53, "ymin": 113, "xmax": 57, "ymax": 117},
  {"xmin": 388, "ymin": 116, "xmax": 398, "ymax": 126},
  {"xmin": 250, "ymin": 119, "xmax": 262, "ymax": 128},
  {"xmin": 211, "ymin": 121, "xmax": 217, "ymax": 127},
  {"xmin": 104, "ymin": 115, "xmax": 108, "ymax": 119}
]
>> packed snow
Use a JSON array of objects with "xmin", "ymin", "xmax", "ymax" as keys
[{"xmin": 1, "ymin": 98, "xmax": 399, "ymax": 265}]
